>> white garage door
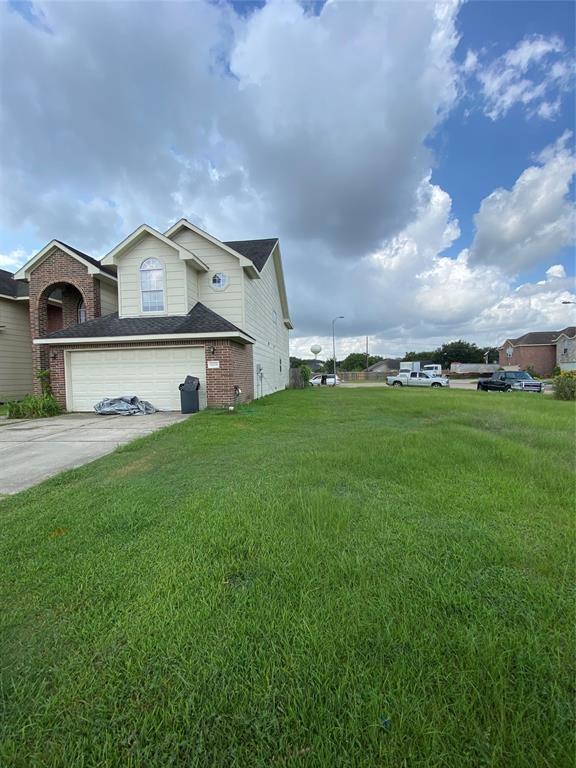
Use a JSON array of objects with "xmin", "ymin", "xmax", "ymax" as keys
[{"xmin": 67, "ymin": 346, "xmax": 206, "ymax": 412}]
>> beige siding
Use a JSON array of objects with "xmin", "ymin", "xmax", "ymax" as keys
[
  {"xmin": 171, "ymin": 229, "xmax": 244, "ymax": 326},
  {"xmin": 185, "ymin": 263, "xmax": 198, "ymax": 310},
  {"xmin": 557, "ymin": 337, "xmax": 576, "ymax": 371},
  {"xmin": 0, "ymin": 298, "xmax": 33, "ymax": 400},
  {"xmin": 117, "ymin": 233, "xmax": 187, "ymax": 318},
  {"xmin": 244, "ymin": 249, "xmax": 290, "ymax": 398},
  {"xmin": 99, "ymin": 280, "xmax": 119, "ymax": 316}
]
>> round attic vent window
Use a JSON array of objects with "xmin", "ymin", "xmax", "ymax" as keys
[{"xmin": 212, "ymin": 272, "xmax": 229, "ymax": 290}]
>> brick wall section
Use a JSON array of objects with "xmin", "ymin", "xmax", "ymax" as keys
[
  {"xmin": 205, "ymin": 340, "xmax": 254, "ymax": 407},
  {"xmin": 231, "ymin": 341, "xmax": 254, "ymax": 403},
  {"xmin": 498, "ymin": 344, "xmax": 557, "ymax": 377},
  {"xmin": 47, "ymin": 339, "xmax": 254, "ymax": 410},
  {"xmin": 28, "ymin": 247, "xmax": 102, "ymax": 394}
]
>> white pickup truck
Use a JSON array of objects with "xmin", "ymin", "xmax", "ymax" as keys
[{"xmin": 387, "ymin": 371, "xmax": 450, "ymax": 388}]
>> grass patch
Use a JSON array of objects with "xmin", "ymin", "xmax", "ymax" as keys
[{"xmin": 1, "ymin": 388, "xmax": 574, "ymax": 767}]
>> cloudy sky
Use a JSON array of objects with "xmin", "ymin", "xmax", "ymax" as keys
[{"xmin": 1, "ymin": 0, "xmax": 575, "ymax": 358}]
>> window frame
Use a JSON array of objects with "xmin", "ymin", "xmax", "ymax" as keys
[
  {"xmin": 140, "ymin": 257, "xmax": 166, "ymax": 314},
  {"xmin": 77, "ymin": 299, "xmax": 87, "ymax": 324},
  {"xmin": 211, "ymin": 272, "xmax": 230, "ymax": 292}
]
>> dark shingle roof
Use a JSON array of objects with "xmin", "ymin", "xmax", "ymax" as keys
[
  {"xmin": 508, "ymin": 329, "xmax": 573, "ymax": 346},
  {"xmin": 55, "ymin": 240, "xmax": 117, "ymax": 277},
  {"xmin": 43, "ymin": 302, "xmax": 253, "ymax": 341},
  {"xmin": 509, "ymin": 331, "xmax": 560, "ymax": 345},
  {"xmin": 224, "ymin": 238, "xmax": 278, "ymax": 272},
  {"xmin": 0, "ymin": 269, "xmax": 29, "ymax": 298},
  {"xmin": 555, "ymin": 326, "xmax": 576, "ymax": 339}
]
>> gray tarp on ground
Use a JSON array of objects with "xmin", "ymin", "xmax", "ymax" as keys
[{"xmin": 93, "ymin": 395, "xmax": 158, "ymax": 416}]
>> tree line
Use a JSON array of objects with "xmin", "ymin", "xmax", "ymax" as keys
[{"xmin": 290, "ymin": 340, "xmax": 499, "ymax": 372}]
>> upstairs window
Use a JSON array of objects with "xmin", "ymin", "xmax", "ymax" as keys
[
  {"xmin": 212, "ymin": 272, "xmax": 229, "ymax": 291},
  {"xmin": 77, "ymin": 300, "xmax": 87, "ymax": 324},
  {"xmin": 140, "ymin": 258, "xmax": 165, "ymax": 312}
]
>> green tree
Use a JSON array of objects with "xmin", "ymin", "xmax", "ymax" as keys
[
  {"xmin": 339, "ymin": 353, "xmax": 384, "ymax": 371},
  {"xmin": 432, "ymin": 340, "xmax": 484, "ymax": 367},
  {"xmin": 403, "ymin": 350, "xmax": 435, "ymax": 362},
  {"xmin": 289, "ymin": 356, "xmax": 304, "ymax": 368},
  {"xmin": 321, "ymin": 357, "xmax": 339, "ymax": 373}
]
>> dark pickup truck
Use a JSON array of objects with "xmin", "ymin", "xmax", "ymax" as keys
[{"xmin": 477, "ymin": 371, "xmax": 543, "ymax": 393}]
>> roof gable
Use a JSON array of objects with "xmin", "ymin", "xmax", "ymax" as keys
[
  {"xmin": 163, "ymin": 219, "xmax": 259, "ymax": 274},
  {"xmin": 553, "ymin": 326, "xmax": 576, "ymax": 340},
  {"xmin": 101, "ymin": 224, "xmax": 209, "ymax": 271},
  {"xmin": 14, "ymin": 240, "xmax": 117, "ymax": 281}
]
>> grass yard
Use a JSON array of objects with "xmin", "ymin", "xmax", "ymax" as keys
[{"xmin": 1, "ymin": 388, "xmax": 574, "ymax": 767}]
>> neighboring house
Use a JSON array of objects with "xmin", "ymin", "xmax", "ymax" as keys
[
  {"xmin": 12, "ymin": 220, "xmax": 292, "ymax": 411},
  {"xmin": 0, "ymin": 269, "xmax": 33, "ymax": 401},
  {"xmin": 555, "ymin": 328, "xmax": 576, "ymax": 372},
  {"xmin": 499, "ymin": 327, "xmax": 576, "ymax": 376}
]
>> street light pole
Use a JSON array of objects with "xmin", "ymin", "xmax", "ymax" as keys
[
  {"xmin": 561, "ymin": 300, "xmax": 576, "ymax": 304},
  {"xmin": 332, "ymin": 316, "xmax": 344, "ymax": 385}
]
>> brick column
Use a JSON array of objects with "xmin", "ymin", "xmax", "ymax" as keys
[
  {"xmin": 205, "ymin": 341, "xmax": 254, "ymax": 407},
  {"xmin": 27, "ymin": 246, "xmax": 102, "ymax": 395}
]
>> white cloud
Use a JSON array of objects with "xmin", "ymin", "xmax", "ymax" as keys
[
  {"xmin": 1, "ymin": 2, "xmax": 574, "ymax": 362},
  {"xmin": 0, "ymin": 0, "xmax": 460, "ymax": 260},
  {"xmin": 468, "ymin": 132, "xmax": 576, "ymax": 274},
  {"xmin": 546, "ymin": 264, "xmax": 566, "ymax": 280},
  {"xmin": 290, "ymin": 167, "xmax": 576, "ymax": 359},
  {"xmin": 0, "ymin": 249, "xmax": 32, "ymax": 272},
  {"xmin": 465, "ymin": 34, "xmax": 574, "ymax": 120}
]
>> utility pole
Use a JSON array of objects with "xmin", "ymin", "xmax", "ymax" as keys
[
  {"xmin": 332, "ymin": 316, "xmax": 344, "ymax": 385},
  {"xmin": 366, "ymin": 336, "xmax": 369, "ymax": 370}
]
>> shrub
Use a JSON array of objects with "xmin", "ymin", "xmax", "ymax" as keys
[
  {"xmin": 300, "ymin": 365, "xmax": 312, "ymax": 386},
  {"xmin": 552, "ymin": 365, "xmax": 562, "ymax": 377},
  {"xmin": 7, "ymin": 393, "xmax": 62, "ymax": 419},
  {"xmin": 553, "ymin": 371, "xmax": 576, "ymax": 401}
]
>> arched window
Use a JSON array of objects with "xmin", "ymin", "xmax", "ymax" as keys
[
  {"xmin": 140, "ymin": 258, "xmax": 165, "ymax": 312},
  {"xmin": 77, "ymin": 299, "xmax": 87, "ymax": 324}
]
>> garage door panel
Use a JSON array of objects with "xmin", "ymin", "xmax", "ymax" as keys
[{"xmin": 68, "ymin": 347, "xmax": 206, "ymax": 412}]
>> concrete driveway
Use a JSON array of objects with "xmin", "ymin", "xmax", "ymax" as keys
[{"xmin": 0, "ymin": 412, "xmax": 188, "ymax": 495}]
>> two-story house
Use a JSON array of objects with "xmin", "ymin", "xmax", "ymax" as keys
[
  {"xmin": 9, "ymin": 220, "xmax": 292, "ymax": 411},
  {"xmin": 498, "ymin": 327, "xmax": 576, "ymax": 377}
]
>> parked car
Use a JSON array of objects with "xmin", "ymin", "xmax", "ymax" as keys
[
  {"xmin": 310, "ymin": 374, "xmax": 341, "ymax": 386},
  {"xmin": 386, "ymin": 371, "xmax": 450, "ymax": 388},
  {"xmin": 476, "ymin": 371, "xmax": 543, "ymax": 392}
]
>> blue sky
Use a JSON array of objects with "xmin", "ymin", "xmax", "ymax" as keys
[
  {"xmin": 430, "ymin": 1, "xmax": 575, "ymax": 272},
  {"xmin": 1, "ymin": 0, "xmax": 574, "ymax": 356}
]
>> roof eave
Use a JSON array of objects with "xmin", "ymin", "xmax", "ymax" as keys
[{"xmin": 34, "ymin": 330, "xmax": 254, "ymax": 346}]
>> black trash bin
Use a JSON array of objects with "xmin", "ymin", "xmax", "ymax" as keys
[{"xmin": 179, "ymin": 375, "xmax": 200, "ymax": 414}]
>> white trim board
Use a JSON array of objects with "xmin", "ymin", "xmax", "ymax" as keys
[{"xmin": 34, "ymin": 330, "xmax": 254, "ymax": 345}]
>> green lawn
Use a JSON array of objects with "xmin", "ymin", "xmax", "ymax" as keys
[{"xmin": 1, "ymin": 388, "xmax": 574, "ymax": 767}]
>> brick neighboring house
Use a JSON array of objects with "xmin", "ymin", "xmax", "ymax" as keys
[
  {"xmin": 9, "ymin": 220, "xmax": 292, "ymax": 410},
  {"xmin": 498, "ymin": 327, "xmax": 576, "ymax": 376}
]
